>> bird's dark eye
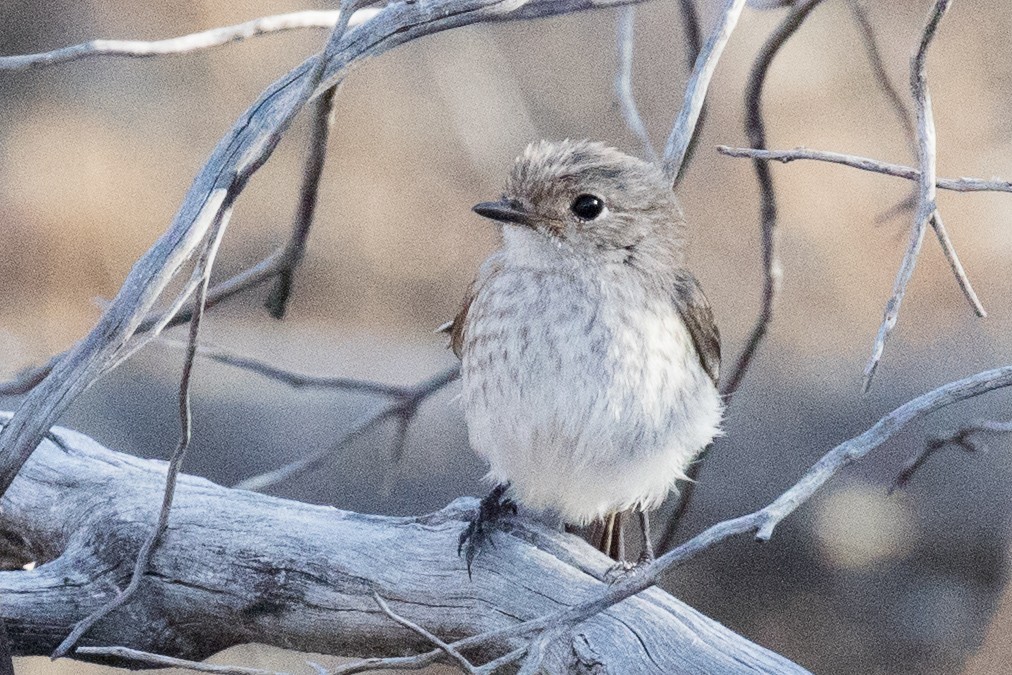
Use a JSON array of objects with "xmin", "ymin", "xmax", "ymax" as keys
[{"xmin": 570, "ymin": 194, "xmax": 605, "ymax": 220}]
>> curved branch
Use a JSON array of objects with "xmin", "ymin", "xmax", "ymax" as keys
[
  {"xmin": 0, "ymin": 0, "xmax": 649, "ymax": 501},
  {"xmin": 0, "ymin": 420, "xmax": 804, "ymax": 674}
]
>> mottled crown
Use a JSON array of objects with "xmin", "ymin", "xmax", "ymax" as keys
[{"xmin": 505, "ymin": 139, "xmax": 675, "ymax": 215}]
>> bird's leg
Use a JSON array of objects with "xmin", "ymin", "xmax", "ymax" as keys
[
  {"xmin": 638, "ymin": 509, "xmax": 655, "ymax": 564},
  {"xmin": 605, "ymin": 510, "xmax": 655, "ymax": 582},
  {"xmin": 458, "ymin": 483, "xmax": 516, "ymax": 578}
]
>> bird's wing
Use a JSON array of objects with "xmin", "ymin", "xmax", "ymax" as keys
[
  {"xmin": 440, "ymin": 256, "xmax": 504, "ymax": 360},
  {"xmin": 673, "ymin": 273, "xmax": 721, "ymax": 385}
]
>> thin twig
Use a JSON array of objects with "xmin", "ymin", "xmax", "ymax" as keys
[
  {"xmin": 928, "ymin": 211, "xmax": 986, "ymax": 317},
  {"xmin": 75, "ymin": 646, "xmax": 287, "ymax": 675},
  {"xmin": 475, "ymin": 647, "xmax": 527, "ymax": 675},
  {"xmin": 891, "ymin": 417, "xmax": 1012, "ymax": 492},
  {"xmin": 863, "ymin": 0, "xmax": 953, "ymax": 392},
  {"xmin": 372, "ymin": 591, "xmax": 479, "ymax": 674},
  {"xmin": 658, "ymin": 0, "xmax": 824, "ymax": 555},
  {"xmin": 716, "ymin": 146, "xmax": 1012, "ymax": 193},
  {"xmin": 233, "ymin": 366, "xmax": 458, "ymax": 492},
  {"xmin": 615, "ymin": 7, "xmax": 658, "ymax": 164},
  {"xmin": 266, "ymin": 85, "xmax": 340, "ymax": 319},
  {"xmin": 0, "ymin": 10, "xmax": 381, "ymax": 71},
  {"xmin": 845, "ymin": 0, "xmax": 916, "ymax": 156},
  {"xmin": 52, "ymin": 207, "xmax": 231, "ymax": 659},
  {"xmin": 661, "ymin": 0, "xmax": 749, "ymax": 182},
  {"xmin": 159, "ymin": 338, "xmax": 411, "ymax": 397}
]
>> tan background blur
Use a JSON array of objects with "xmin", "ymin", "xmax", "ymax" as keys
[{"xmin": 2, "ymin": 1, "xmax": 1012, "ymax": 673}]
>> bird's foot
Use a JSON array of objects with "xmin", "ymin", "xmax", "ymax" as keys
[
  {"xmin": 458, "ymin": 484, "xmax": 517, "ymax": 579},
  {"xmin": 604, "ymin": 542, "xmax": 655, "ymax": 584}
]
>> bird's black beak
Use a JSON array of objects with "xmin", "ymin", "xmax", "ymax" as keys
[{"xmin": 472, "ymin": 200, "xmax": 534, "ymax": 227}]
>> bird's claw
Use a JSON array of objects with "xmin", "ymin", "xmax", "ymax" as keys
[{"xmin": 458, "ymin": 484, "xmax": 516, "ymax": 579}]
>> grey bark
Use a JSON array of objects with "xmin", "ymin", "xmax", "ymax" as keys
[{"xmin": 0, "ymin": 419, "xmax": 806, "ymax": 673}]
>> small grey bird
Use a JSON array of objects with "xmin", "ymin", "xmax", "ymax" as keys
[{"xmin": 448, "ymin": 140, "xmax": 722, "ymax": 573}]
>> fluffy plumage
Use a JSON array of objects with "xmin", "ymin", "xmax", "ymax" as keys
[{"xmin": 451, "ymin": 139, "xmax": 722, "ymax": 526}]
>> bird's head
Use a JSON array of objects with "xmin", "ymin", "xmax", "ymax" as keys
[{"xmin": 473, "ymin": 140, "xmax": 684, "ymax": 268}]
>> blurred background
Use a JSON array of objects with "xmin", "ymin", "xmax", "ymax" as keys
[{"xmin": 2, "ymin": 0, "xmax": 1012, "ymax": 672}]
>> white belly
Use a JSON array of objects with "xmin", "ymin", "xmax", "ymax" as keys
[{"xmin": 461, "ymin": 265, "xmax": 723, "ymax": 525}]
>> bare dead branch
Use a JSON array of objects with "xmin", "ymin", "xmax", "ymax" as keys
[
  {"xmin": 75, "ymin": 647, "xmax": 286, "ymax": 675},
  {"xmin": 863, "ymin": 0, "xmax": 953, "ymax": 392},
  {"xmin": 929, "ymin": 211, "xmax": 986, "ymax": 317},
  {"xmin": 233, "ymin": 365, "xmax": 459, "ymax": 492},
  {"xmin": 716, "ymin": 146, "xmax": 1012, "ymax": 193},
  {"xmin": 0, "ymin": 10, "xmax": 380, "ymax": 71},
  {"xmin": 0, "ymin": 423, "xmax": 805, "ymax": 673},
  {"xmin": 372, "ymin": 591, "xmax": 479, "ymax": 674},
  {"xmin": 615, "ymin": 8, "xmax": 658, "ymax": 164},
  {"xmin": 0, "ymin": 0, "xmax": 650, "ymax": 502},
  {"xmin": 659, "ymin": 0, "xmax": 825, "ymax": 555},
  {"xmin": 661, "ymin": 0, "xmax": 748, "ymax": 182},
  {"xmin": 891, "ymin": 417, "xmax": 1012, "ymax": 492},
  {"xmin": 266, "ymin": 85, "xmax": 340, "ymax": 319}
]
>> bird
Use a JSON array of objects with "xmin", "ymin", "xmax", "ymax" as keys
[{"xmin": 446, "ymin": 139, "xmax": 722, "ymax": 575}]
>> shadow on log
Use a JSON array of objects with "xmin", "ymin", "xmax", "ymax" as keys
[{"xmin": 0, "ymin": 419, "xmax": 806, "ymax": 673}]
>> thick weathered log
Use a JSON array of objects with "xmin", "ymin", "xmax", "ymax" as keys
[{"xmin": 0, "ymin": 419, "xmax": 805, "ymax": 673}]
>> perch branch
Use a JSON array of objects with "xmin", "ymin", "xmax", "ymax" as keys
[
  {"xmin": 0, "ymin": 10, "xmax": 379, "ymax": 71},
  {"xmin": 0, "ymin": 420, "xmax": 806, "ymax": 673},
  {"xmin": 716, "ymin": 146, "xmax": 1012, "ymax": 193},
  {"xmin": 661, "ymin": 0, "xmax": 748, "ymax": 182},
  {"xmin": 862, "ymin": 0, "xmax": 953, "ymax": 392},
  {"xmin": 891, "ymin": 417, "xmax": 1012, "ymax": 492}
]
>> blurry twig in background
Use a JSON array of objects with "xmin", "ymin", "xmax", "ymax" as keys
[
  {"xmin": 845, "ymin": 0, "xmax": 919, "ymax": 223},
  {"xmin": 845, "ymin": 0, "xmax": 916, "ymax": 155},
  {"xmin": 863, "ymin": 0, "xmax": 978, "ymax": 392},
  {"xmin": 716, "ymin": 146, "xmax": 1012, "ymax": 193},
  {"xmin": 614, "ymin": 8, "xmax": 658, "ymax": 164},
  {"xmin": 661, "ymin": 0, "xmax": 748, "ymax": 182},
  {"xmin": 891, "ymin": 418, "xmax": 1012, "ymax": 493},
  {"xmin": 657, "ymin": 0, "xmax": 825, "ymax": 555},
  {"xmin": 76, "ymin": 646, "xmax": 284, "ymax": 675},
  {"xmin": 233, "ymin": 365, "xmax": 459, "ymax": 492},
  {"xmin": 161, "ymin": 338, "xmax": 427, "ymax": 397},
  {"xmin": 266, "ymin": 85, "xmax": 340, "ymax": 319}
]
